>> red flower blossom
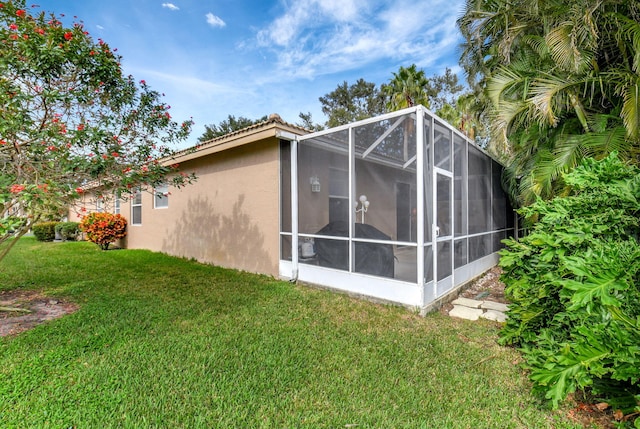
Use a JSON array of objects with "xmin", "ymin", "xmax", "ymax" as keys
[
  {"xmin": 35, "ymin": 28, "xmax": 45, "ymax": 35},
  {"xmin": 47, "ymin": 145, "xmax": 56, "ymax": 151},
  {"xmin": 89, "ymin": 50, "xmax": 95, "ymax": 55},
  {"xmin": 77, "ymin": 124, "xmax": 85, "ymax": 131},
  {"xmin": 0, "ymin": 140, "xmax": 6, "ymax": 145},
  {"xmin": 10, "ymin": 184, "xmax": 25, "ymax": 193},
  {"xmin": 9, "ymin": 23, "xmax": 17, "ymax": 30},
  {"xmin": 16, "ymin": 9, "xmax": 25, "ymax": 17},
  {"xmin": 63, "ymin": 31, "xmax": 73, "ymax": 40},
  {"xmin": 75, "ymin": 187, "xmax": 84, "ymax": 194},
  {"xmin": 111, "ymin": 152, "xmax": 119, "ymax": 157},
  {"xmin": 102, "ymin": 154, "xmax": 108, "ymax": 159}
]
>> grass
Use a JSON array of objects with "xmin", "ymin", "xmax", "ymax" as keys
[{"xmin": 0, "ymin": 237, "xmax": 582, "ymax": 428}]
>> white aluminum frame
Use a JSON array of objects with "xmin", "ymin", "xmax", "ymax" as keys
[{"xmin": 280, "ymin": 105, "xmax": 514, "ymax": 310}]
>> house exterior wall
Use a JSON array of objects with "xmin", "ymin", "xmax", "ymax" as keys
[{"xmin": 118, "ymin": 137, "xmax": 282, "ymax": 276}]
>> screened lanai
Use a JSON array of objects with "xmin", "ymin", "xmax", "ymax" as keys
[{"xmin": 279, "ymin": 105, "xmax": 514, "ymax": 310}]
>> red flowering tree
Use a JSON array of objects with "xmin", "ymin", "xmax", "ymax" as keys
[
  {"xmin": 0, "ymin": 1, "xmax": 196, "ymax": 262},
  {"xmin": 79, "ymin": 212, "xmax": 126, "ymax": 250}
]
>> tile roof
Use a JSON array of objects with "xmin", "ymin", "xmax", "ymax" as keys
[{"xmin": 172, "ymin": 113, "xmax": 308, "ymax": 159}]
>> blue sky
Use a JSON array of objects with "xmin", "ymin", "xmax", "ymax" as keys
[{"xmin": 35, "ymin": 0, "xmax": 466, "ymax": 146}]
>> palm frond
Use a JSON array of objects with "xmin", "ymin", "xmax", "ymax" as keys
[
  {"xmin": 546, "ymin": 23, "xmax": 593, "ymax": 74},
  {"xmin": 621, "ymin": 76, "xmax": 640, "ymax": 142}
]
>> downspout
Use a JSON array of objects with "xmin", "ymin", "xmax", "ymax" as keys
[
  {"xmin": 276, "ymin": 130, "xmax": 300, "ymax": 283},
  {"xmin": 290, "ymin": 137, "xmax": 299, "ymax": 282}
]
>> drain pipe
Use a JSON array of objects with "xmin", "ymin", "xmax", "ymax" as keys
[{"xmin": 290, "ymin": 137, "xmax": 299, "ymax": 282}]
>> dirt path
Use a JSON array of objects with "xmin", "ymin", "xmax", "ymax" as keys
[{"xmin": 0, "ymin": 290, "xmax": 78, "ymax": 337}]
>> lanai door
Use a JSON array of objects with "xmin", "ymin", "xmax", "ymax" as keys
[{"xmin": 433, "ymin": 120, "xmax": 454, "ymax": 295}]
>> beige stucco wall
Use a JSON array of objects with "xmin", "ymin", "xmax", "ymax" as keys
[{"xmin": 119, "ymin": 137, "xmax": 282, "ymax": 276}]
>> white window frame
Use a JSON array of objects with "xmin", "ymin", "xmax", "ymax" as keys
[
  {"xmin": 154, "ymin": 183, "xmax": 169, "ymax": 209},
  {"xmin": 114, "ymin": 195, "xmax": 121, "ymax": 215},
  {"xmin": 131, "ymin": 189, "xmax": 142, "ymax": 225}
]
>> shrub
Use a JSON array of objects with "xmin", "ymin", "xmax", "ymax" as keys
[
  {"xmin": 32, "ymin": 221, "xmax": 59, "ymax": 242},
  {"xmin": 79, "ymin": 213, "xmax": 127, "ymax": 250},
  {"xmin": 54, "ymin": 222, "xmax": 79, "ymax": 241},
  {"xmin": 499, "ymin": 154, "xmax": 640, "ymax": 413}
]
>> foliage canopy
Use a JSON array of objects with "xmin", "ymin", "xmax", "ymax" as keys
[
  {"xmin": 499, "ymin": 154, "xmax": 640, "ymax": 412},
  {"xmin": 0, "ymin": 0, "xmax": 195, "ymax": 261},
  {"xmin": 458, "ymin": 0, "xmax": 640, "ymax": 205}
]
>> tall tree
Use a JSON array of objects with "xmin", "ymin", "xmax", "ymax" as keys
[
  {"xmin": 424, "ymin": 67, "xmax": 464, "ymax": 113},
  {"xmin": 319, "ymin": 79, "xmax": 385, "ymax": 128},
  {"xmin": 382, "ymin": 64, "xmax": 431, "ymax": 111},
  {"xmin": 458, "ymin": 0, "xmax": 640, "ymax": 205},
  {"xmin": 296, "ymin": 112, "xmax": 324, "ymax": 131},
  {"xmin": 0, "ymin": 1, "xmax": 194, "ymax": 262},
  {"xmin": 198, "ymin": 114, "xmax": 268, "ymax": 142}
]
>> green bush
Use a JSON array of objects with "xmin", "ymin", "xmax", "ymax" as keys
[
  {"xmin": 32, "ymin": 221, "xmax": 59, "ymax": 242},
  {"xmin": 79, "ymin": 212, "xmax": 127, "ymax": 250},
  {"xmin": 55, "ymin": 222, "xmax": 79, "ymax": 241},
  {"xmin": 499, "ymin": 154, "xmax": 640, "ymax": 412}
]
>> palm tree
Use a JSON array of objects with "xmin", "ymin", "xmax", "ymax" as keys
[
  {"xmin": 458, "ymin": 0, "xmax": 640, "ymax": 206},
  {"xmin": 382, "ymin": 64, "xmax": 430, "ymax": 111},
  {"xmin": 381, "ymin": 65, "xmax": 431, "ymax": 161}
]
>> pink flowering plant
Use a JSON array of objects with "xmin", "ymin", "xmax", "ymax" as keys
[{"xmin": 0, "ymin": 1, "xmax": 196, "ymax": 261}]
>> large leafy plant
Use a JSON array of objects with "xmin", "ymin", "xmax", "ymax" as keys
[
  {"xmin": 0, "ymin": 0, "xmax": 195, "ymax": 263},
  {"xmin": 499, "ymin": 154, "xmax": 640, "ymax": 414}
]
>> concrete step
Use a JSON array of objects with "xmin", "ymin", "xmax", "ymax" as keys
[
  {"xmin": 480, "ymin": 309, "xmax": 507, "ymax": 322},
  {"xmin": 448, "ymin": 299, "xmax": 509, "ymax": 322},
  {"xmin": 451, "ymin": 297, "xmax": 483, "ymax": 309},
  {"xmin": 481, "ymin": 301, "xmax": 509, "ymax": 312},
  {"xmin": 449, "ymin": 305, "xmax": 484, "ymax": 321}
]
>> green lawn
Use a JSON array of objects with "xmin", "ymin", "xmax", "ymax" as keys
[{"xmin": 0, "ymin": 238, "xmax": 581, "ymax": 428}]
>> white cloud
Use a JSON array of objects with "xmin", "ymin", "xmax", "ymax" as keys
[
  {"xmin": 206, "ymin": 13, "xmax": 226, "ymax": 28},
  {"xmin": 96, "ymin": 24, "xmax": 104, "ymax": 30},
  {"xmin": 253, "ymin": 0, "xmax": 463, "ymax": 80},
  {"xmin": 162, "ymin": 3, "xmax": 180, "ymax": 11}
]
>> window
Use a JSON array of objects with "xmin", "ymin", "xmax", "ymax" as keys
[
  {"xmin": 96, "ymin": 198, "xmax": 104, "ymax": 213},
  {"xmin": 154, "ymin": 184, "xmax": 169, "ymax": 209},
  {"xmin": 131, "ymin": 189, "xmax": 142, "ymax": 225},
  {"xmin": 114, "ymin": 195, "xmax": 121, "ymax": 215}
]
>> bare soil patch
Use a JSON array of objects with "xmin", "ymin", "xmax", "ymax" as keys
[{"xmin": 0, "ymin": 289, "xmax": 78, "ymax": 337}]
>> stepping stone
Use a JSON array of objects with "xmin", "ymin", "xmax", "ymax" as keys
[
  {"xmin": 451, "ymin": 297, "xmax": 483, "ymax": 309},
  {"xmin": 481, "ymin": 301, "xmax": 509, "ymax": 312},
  {"xmin": 480, "ymin": 310, "xmax": 507, "ymax": 323},
  {"xmin": 449, "ymin": 305, "xmax": 484, "ymax": 321}
]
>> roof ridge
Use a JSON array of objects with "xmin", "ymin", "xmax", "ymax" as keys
[{"xmin": 170, "ymin": 113, "xmax": 307, "ymax": 159}]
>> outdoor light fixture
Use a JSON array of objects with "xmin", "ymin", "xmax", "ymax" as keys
[
  {"xmin": 310, "ymin": 176, "xmax": 321, "ymax": 193},
  {"xmin": 355, "ymin": 194, "xmax": 370, "ymax": 224}
]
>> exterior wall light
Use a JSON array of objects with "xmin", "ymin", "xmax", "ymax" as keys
[{"xmin": 310, "ymin": 176, "xmax": 321, "ymax": 193}]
